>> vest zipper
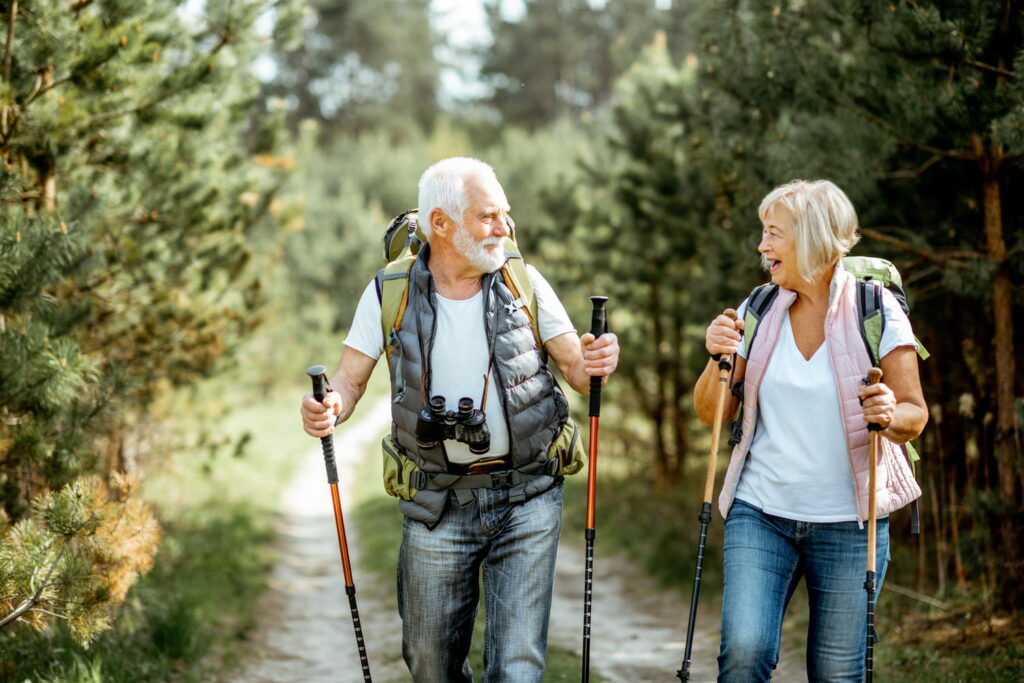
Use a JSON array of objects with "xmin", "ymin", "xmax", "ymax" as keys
[{"xmin": 484, "ymin": 275, "xmax": 515, "ymax": 459}]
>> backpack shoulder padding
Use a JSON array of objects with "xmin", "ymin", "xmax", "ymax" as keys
[
  {"xmin": 742, "ymin": 283, "xmax": 780, "ymax": 358},
  {"xmin": 377, "ymin": 253, "xmax": 417, "ymax": 357},
  {"xmin": 499, "ymin": 241, "xmax": 542, "ymax": 351},
  {"xmin": 376, "ymin": 235, "xmax": 542, "ymax": 358}
]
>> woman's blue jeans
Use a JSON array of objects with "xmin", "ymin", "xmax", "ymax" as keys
[
  {"xmin": 718, "ymin": 499, "xmax": 890, "ymax": 682},
  {"xmin": 397, "ymin": 481, "xmax": 563, "ymax": 683}
]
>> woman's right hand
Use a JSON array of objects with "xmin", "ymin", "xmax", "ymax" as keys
[
  {"xmin": 301, "ymin": 391, "xmax": 343, "ymax": 437},
  {"xmin": 705, "ymin": 311, "xmax": 745, "ymax": 357}
]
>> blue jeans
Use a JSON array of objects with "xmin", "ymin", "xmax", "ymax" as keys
[
  {"xmin": 718, "ymin": 499, "xmax": 889, "ymax": 682},
  {"xmin": 397, "ymin": 481, "xmax": 563, "ymax": 682}
]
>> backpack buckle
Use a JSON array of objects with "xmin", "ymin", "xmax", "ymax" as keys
[{"xmin": 489, "ymin": 471, "xmax": 516, "ymax": 488}]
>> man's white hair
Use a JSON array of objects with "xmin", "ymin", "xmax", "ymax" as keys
[
  {"xmin": 417, "ymin": 157, "xmax": 497, "ymax": 240},
  {"xmin": 758, "ymin": 179, "xmax": 860, "ymax": 281}
]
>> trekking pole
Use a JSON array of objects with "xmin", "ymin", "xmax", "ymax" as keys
[
  {"xmin": 677, "ymin": 308, "xmax": 738, "ymax": 683},
  {"xmin": 581, "ymin": 295, "xmax": 609, "ymax": 683},
  {"xmin": 864, "ymin": 366, "xmax": 882, "ymax": 683},
  {"xmin": 306, "ymin": 365, "xmax": 372, "ymax": 683}
]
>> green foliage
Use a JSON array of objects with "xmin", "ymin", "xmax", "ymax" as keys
[
  {"xmin": 0, "ymin": 0, "xmax": 303, "ymax": 643},
  {"xmin": 526, "ymin": 38, "xmax": 743, "ymax": 479},
  {"xmin": 480, "ymin": 0, "xmax": 698, "ymax": 128},
  {"xmin": 264, "ymin": 0, "xmax": 441, "ymax": 135}
]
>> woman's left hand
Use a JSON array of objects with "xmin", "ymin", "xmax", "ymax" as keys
[{"xmin": 859, "ymin": 381, "xmax": 896, "ymax": 429}]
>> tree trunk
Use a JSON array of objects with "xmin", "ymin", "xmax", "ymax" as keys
[
  {"xmin": 982, "ymin": 166, "xmax": 1022, "ymax": 606},
  {"xmin": 983, "ymin": 175, "xmax": 1017, "ymax": 502}
]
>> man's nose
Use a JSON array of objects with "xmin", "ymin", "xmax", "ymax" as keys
[{"xmin": 495, "ymin": 216, "xmax": 511, "ymax": 236}]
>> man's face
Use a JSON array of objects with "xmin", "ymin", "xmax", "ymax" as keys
[{"xmin": 452, "ymin": 174, "xmax": 511, "ymax": 273}]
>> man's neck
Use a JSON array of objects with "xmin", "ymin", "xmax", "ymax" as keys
[{"xmin": 429, "ymin": 243, "xmax": 485, "ymax": 300}]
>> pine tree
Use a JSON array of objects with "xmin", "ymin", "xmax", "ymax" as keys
[
  {"xmin": 0, "ymin": 0, "xmax": 303, "ymax": 643},
  {"xmin": 536, "ymin": 36, "xmax": 740, "ymax": 482}
]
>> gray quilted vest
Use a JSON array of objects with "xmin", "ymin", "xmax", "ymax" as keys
[{"xmin": 386, "ymin": 244, "xmax": 568, "ymax": 527}]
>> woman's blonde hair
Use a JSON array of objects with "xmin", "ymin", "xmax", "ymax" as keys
[{"xmin": 758, "ymin": 179, "xmax": 860, "ymax": 281}]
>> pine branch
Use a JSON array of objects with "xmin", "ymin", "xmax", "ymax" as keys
[
  {"xmin": 884, "ymin": 154, "xmax": 943, "ymax": 179},
  {"xmin": 88, "ymin": 27, "xmax": 235, "ymax": 127},
  {"xmin": 0, "ymin": 535, "xmax": 69, "ymax": 630},
  {"xmin": 29, "ymin": 607, "xmax": 69, "ymax": 620},
  {"xmin": 769, "ymin": 6, "xmax": 978, "ymax": 166},
  {"xmin": 964, "ymin": 59, "xmax": 1016, "ymax": 79},
  {"xmin": 24, "ymin": 73, "xmax": 72, "ymax": 107},
  {"xmin": 860, "ymin": 226, "xmax": 981, "ymax": 265}
]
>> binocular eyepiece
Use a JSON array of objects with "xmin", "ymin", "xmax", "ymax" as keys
[{"xmin": 415, "ymin": 395, "xmax": 490, "ymax": 454}]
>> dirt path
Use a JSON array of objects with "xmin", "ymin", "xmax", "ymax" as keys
[
  {"xmin": 239, "ymin": 400, "xmax": 801, "ymax": 682},
  {"xmin": 240, "ymin": 397, "xmax": 406, "ymax": 683}
]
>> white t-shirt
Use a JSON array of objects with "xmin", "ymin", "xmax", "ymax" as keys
[
  {"xmin": 344, "ymin": 265, "xmax": 575, "ymax": 464},
  {"xmin": 734, "ymin": 287, "xmax": 918, "ymax": 522}
]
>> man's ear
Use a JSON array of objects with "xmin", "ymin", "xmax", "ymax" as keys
[{"xmin": 430, "ymin": 208, "xmax": 452, "ymax": 239}]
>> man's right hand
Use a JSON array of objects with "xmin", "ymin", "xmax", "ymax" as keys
[{"xmin": 301, "ymin": 391, "xmax": 343, "ymax": 437}]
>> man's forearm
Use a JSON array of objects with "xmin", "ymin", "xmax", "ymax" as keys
[{"xmin": 332, "ymin": 371, "xmax": 367, "ymax": 424}]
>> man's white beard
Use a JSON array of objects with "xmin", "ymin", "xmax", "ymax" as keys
[{"xmin": 453, "ymin": 221, "xmax": 505, "ymax": 273}]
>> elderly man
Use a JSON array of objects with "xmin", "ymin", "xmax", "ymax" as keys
[{"xmin": 300, "ymin": 157, "xmax": 619, "ymax": 682}]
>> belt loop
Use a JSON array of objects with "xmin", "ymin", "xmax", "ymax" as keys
[{"xmin": 454, "ymin": 488, "xmax": 476, "ymax": 507}]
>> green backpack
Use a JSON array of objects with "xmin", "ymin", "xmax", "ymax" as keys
[
  {"xmin": 736, "ymin": 255, "xmax": 927, "ymax": 532},
  {"xmin": 741, "ymin": 256, "xmax": 929, "ymax": 366}
]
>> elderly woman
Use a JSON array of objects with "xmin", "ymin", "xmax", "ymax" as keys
[{"xmin": 694, "ymin": 180, "xmax": 927, "ymax": 682}]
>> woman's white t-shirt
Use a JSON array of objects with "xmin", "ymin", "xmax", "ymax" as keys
[
  {"xmin": 733, "ymin": 287, "xmax": 917, "ymax": 522},
  {"xmin": 343, "ymin": 265, "xmax": 575, "ymax": 464}
]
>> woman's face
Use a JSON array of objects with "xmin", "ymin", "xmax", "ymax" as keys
[{"xmin": 758, "ymin": 205, "xmax": 800, "ymax": 288}]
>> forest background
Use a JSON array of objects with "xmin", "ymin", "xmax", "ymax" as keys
[{"xmin": 1, "ymin": 0, "xmax": 1022, "ymax": 680}]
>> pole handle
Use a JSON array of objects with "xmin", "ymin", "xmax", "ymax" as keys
[
  {"xmin": 865, "ymin": 367, "xmax": 883, "ymax": 432},
  {"xmin": 307, "ymin": 364, "xmax": 339, "ymax": 483},
  {"xmin": 308, "ymin": 364, "xmax": 328, "ymax": 402},
  {"xmin": 710, "ymin": 308, "xmax": 739, "ymax": 370},
  {"xmin": 588, "ymin": 296, "xmax": 608, "ymax": 416}
]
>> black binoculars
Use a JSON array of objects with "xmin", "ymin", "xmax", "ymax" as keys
[{"xmin": 415, "ymin": 395, "xmax": 490, "ymax": 454}]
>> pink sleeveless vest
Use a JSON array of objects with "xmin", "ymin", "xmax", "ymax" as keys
[{"xmin": 717, "ymin": 266, "xmax": 922, "ymax": 526}]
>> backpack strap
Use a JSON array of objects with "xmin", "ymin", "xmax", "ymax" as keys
[
  {"xmin": 857, "ymin": 279, "xmax": 886, "ymax": 368},
  {"xmin": 499, "ymin": 242, "xmax": 543, "ymax": 352},
  {"xmin": 741, "ymin": 283, "xmax": 780, "ymax": 358},
  {"xmin": 377, "ymin": 240, "xmax": 543, "ymax": 358},
  {"xmin": 377, "ymin": 253, "xmax": 417, "ymax": 357}
]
